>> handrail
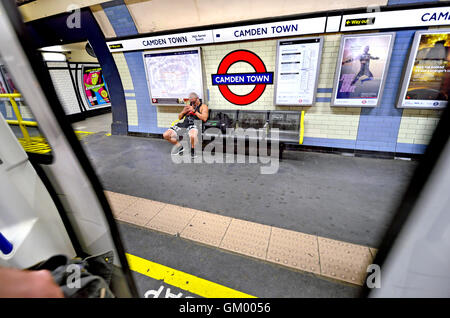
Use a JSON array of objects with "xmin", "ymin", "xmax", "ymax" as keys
[
  {"xmin": 299, "ymin": 110, "xmax": 305, "ymax": 145},
  {"xmin": 6, "ymin": 120, "xmax": 38, "ymax": 127},
  {"xmin": 0, "ymin": 93, "xmax": 30, "ymax": 143},
  {"xmin": 0, "ymin": 93, "xmax": 21, "ymax": 98}
]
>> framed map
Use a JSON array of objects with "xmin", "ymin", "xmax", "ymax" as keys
[{"xmin": 143, "ymin": 47, "xmax": 205, "ymax": 106}]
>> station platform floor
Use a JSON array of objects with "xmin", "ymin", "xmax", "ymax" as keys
[
  {"xmin": 77, "ymin": 131, "xmax": 416, "ymax": 298},
  {"xmin": 72, "ymin": 112, "xmax": 112, "ymax": 134}
]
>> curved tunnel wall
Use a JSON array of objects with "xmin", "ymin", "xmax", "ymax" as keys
[
  {"xmin": 98, "ymin": 0, "xmax": 444, "ymax": 155},
  {"xmin": 17, "ymin": 8, "xmax": 128, "ymax": 135}
]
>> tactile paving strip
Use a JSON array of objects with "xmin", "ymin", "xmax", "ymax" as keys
[
  {"xmin": 107, "ymin": 191, "xmax": 380, "ymax": 286},
  {"xmin": 145, "ymin": 204, "xmax": 197, "ymax": 235},
  {"xmin": 219, "ymin": 219, "xmax": 271, "ymax": 260},
  {"xmin": 180, "ymin": 211, "xmax": 232, "ymax": 247},
  {"xmin": 117, "ymin": 198, "xmax": 167, "ymax": 226},
  {"xmin": 104, "ymin": 191, "xmax": 138, "ymax": 216},
  {"xmin": 318, "ymin": 237, "xmax": 373, "ymax": 286},
  {"xmin": 266, "ymin": 227, "xmax": 320, "ymax": 275}
]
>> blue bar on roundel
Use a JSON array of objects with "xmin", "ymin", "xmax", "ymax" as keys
[{"xmin": 212, "ymin": 72, "xmax": 274, "ymax": 85}]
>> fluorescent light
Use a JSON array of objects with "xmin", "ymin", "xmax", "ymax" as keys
[{"xmin": 42, "ymin": 52, "xmax": 66, "ymax": 61}]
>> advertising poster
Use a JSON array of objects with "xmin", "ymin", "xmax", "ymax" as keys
[
  {"xmin": 0, "ymin": 71, "xmax": 8, "ymax": 94},
  {"xmin": 82, "ymin": 67, "xmax": 110, "ymax": 107},
  {"xmin": 332, "ymin": 33, "xmax": 395, "ymax": 107},
  {"xmin": 275, "ymin": 37, "xmax": 323, "ymax": 105},
  {"xmin": 397, "ymin": 30, "xmax": 450, "ymax": 109},
  {"xmin": 0, "ymin": 65, "xmax": 18, "ymax": 94}
]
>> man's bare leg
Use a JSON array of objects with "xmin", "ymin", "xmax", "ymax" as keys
[
  {"xmin": 164, "ymin": 129, "xmax": 184, "ymax": 155},
  {"xmin": 163, "ymin": 129, "xmax": 180, "ymax": 146},
  {"xmin": 189, "ymin": 129, "xmax": 198, "ymax": 158}
]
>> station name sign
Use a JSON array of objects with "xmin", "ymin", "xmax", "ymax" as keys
[
  {"xmin": 107, "ymin": 30, "xmax": 213, "ymax": 52},
  {"xmin": 107, "ymin": 6, "xmax": 450, "ymax": 52}
]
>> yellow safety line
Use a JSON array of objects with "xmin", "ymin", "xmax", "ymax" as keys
[
  {"xmin": 73, "ymin": 130, "xmax": 94, "ymax": 134},
  {"xmin": 126, "ymin": 253, "xmax": 256, "ymax": 298},
  {"xmin": 299, "ymin": 110, "xmax": 305, "ymax": 145}
]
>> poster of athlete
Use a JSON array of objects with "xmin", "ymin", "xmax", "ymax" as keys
[
  {"xmin": 331, "ymin": 33, "xmax": 395, "ymax": 107},
  {"xmin": 82, "ymin": 67, "xmax": 110, "ymax": 107},
  {"xmin": 397, "ymin": 30, "xmax": 450, "ymax": 109}
]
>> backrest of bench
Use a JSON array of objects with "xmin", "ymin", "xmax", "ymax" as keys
[
  {"xmin": 269, "ymin": 111, "xmax": 301, "ymax": 132},
  {"xmin": 205, "ymin": 109, "xmax": 303, "ymax": 142},
  {"xmin": 237, "ymin": 110, "xmax": 268, "ymax": 129},
  {"xmin": 209, "ymin": 109, "xmax": 238, "ymax": 127}
]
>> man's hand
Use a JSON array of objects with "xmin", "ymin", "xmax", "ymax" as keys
[
  {"xmin": 187, "ymin": 105, "xmax": 195, "ymax": 114},
  {"xmin": 0, "ymin": 267, "xmax": 64, "ymax": 298},
  {"xmin": 182, "ymin": 105, "xmax": 191, "ymax": 114}
]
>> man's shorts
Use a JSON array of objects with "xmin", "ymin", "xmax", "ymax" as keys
[{"xmin": 169, "ymin": 121, "xmax": 200, "ymax": 136}]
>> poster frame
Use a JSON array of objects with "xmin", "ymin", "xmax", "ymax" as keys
[
  {"xmin": 331, "ymin": 32, "xmax": 396, "ymax": 107},
  {"xmin": 81, "ymin": 65, "xmax": 112, "ymax": 108},
  {"xmin": 396, "ymin": 29, "xmax": 450, "ymax": 109},
  {"xmin": 274, "ymin": 36, "xmax": 324, "ymax": 106},
  {"xmin": 142, "ymin": 46, "xmax": 206, "ymax": 107}
]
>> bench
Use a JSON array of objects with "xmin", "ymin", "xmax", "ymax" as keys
[{"xmin": 201, "ymin": 109, "xmax": 305, "ymax": 159}]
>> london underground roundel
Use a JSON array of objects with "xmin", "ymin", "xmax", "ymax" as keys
[{"xmin": 211, "ymin": 50, "xmax": 273, "ymax": 105}]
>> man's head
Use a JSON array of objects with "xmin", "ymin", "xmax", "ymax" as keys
[
  {"xmin": 189, "ymin": 92, "xmax": 199, "ymax": 104},
  {"xmin": 364, "ymin": 46, "xmax": 370, "ymax": 53}
]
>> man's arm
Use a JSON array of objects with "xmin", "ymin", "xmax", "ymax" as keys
[
  {"xmin": 194, "ymin": 104, "xmax": 209, "ymax": 122},
  {"xmin": 0, "ymin": 267, "xmax": 64, "ymax": 298}
]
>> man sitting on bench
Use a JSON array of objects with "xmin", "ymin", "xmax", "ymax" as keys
[{"xmin": 163, "ymin": 92, "xmax": 208, "ymax": 159}]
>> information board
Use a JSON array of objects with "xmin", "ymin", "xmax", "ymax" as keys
[
  {"xmin": 143, "ymin": 47, "xmax": 204, "ymax": 106},
  {"xmin": 274, "ymin": 37, "xmax": 323, "ymax": 105}
]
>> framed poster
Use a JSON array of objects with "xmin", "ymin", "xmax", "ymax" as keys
[
  {"xmin": 82, "ymin": 66, "xmax": 110, "ymax": 107},
  {"xmin": 397, "ymin": 30, "xmax": 450, "ymax": 109},
  {"xmin": 143, "ymin": 47, "xmax": 204, "ymax": 106},
  {"xmin": 274, "ymin": 36, "xmax": 323, "ymax": 106},
  {"xmin": 331, "ymin": 32, "xmax": 395, "ymax": 107},
  {"xmin": 0, "ymin": 69, "xmax": 8, "ymax": 94},
  {"xmin": 0, "ymin": 65, "xmax": 18, "ymax": 94}
]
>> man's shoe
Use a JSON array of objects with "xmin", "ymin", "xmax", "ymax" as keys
[{"xmin": 171, "ymin": 145, "xmax": 184, "ymax": 156}]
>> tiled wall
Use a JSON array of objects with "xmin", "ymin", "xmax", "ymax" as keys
[
  {"xmin": 0, "ymin": 62, "xmax": 80, "ymax": 120},
  {"xmin": 103, "ymin": 2, "xmax": 444, "ymax": 154}
]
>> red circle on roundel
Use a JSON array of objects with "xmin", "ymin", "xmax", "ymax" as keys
[{"xmin": 217, "ymin": 50, "xmax": 267, "ymax": 105}]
